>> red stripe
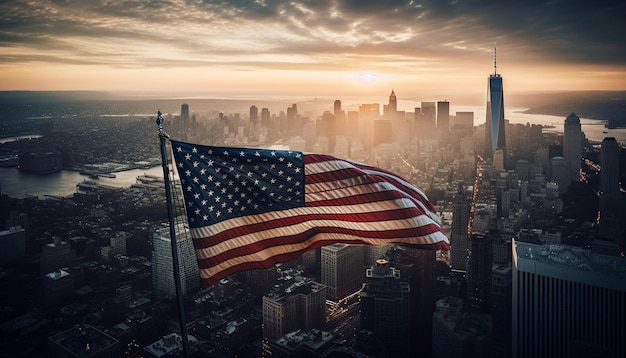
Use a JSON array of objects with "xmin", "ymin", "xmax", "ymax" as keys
[
  {"xmin": 199, "ymin": 223, "xmax": 443, "ymax": 266},
  {"xmin": 304, "ymin": 155, "xmax": 435, "ymax": 212},
  {"xmin": 306, "ymin": 188, "xmax": 424, "ymax": 207},
  {"xmin": 192, "ymin": 205, "xmax": 436, "ymax": 248}
]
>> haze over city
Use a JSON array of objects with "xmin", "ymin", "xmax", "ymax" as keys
[{"xmin": 1, "ymin": 0, "xmax": 625, "ymax": 100}]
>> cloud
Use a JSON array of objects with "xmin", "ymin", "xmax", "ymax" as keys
[{"xmin": 0, "ymin": 0, "xmax": 624, "ymax": 82}]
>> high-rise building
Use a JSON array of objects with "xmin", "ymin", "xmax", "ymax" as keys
[
  {"xmin": 596, "ymin": 137, "xmax": 622, "ymax": 256},
  {"xmin": 321, "ymin": 243, "xmax": 364, "ymax": 300},
  {"xmin": 250, "ymin": 105, "xmax": 258, "ymax": 125},
  {"xmin": 384, "ymin": 90, "xmax": 397, "ymax": 120},
  {"xmin": 333, "ymin": 99, "xmax": 346, "ymax": 136},
  {"xmin": 564, "ymin": 113, "xmax": 582, "ymax": 183},
  {"xmin": 40, "ymin": 238, "xmax": 76, "ymax": 275},
  {"xmin": 388, "ymin": 247, "xmax": 437, "ymax": 356},
  {"xmin": 0, "ymin": 226, "xmax": 25, "ymax": 264},
  {"xmin": 450, "ymin": 185, "xmax": 470, "ymax": 272},
  {"xmin": 180, "ymin": 103, "xmax": 189, "ymax": 121},
  {"xmin": 318, "ymin": 111, "xmax": 336, "ymax": 154},
  {"xmin": 437, "ymin": 101, "xmax": 450, "ymax": 135},
  {"xmin": 491, "ymin": 263, "xmax": 512, "ymax": 358},
  {"xmin": 151, "ymin": 223, "xmax": 199, "ymax": 298},
  {"xmin": 421, "ymin": 102, "xmax": 436, "ymax": 130},
  {"xmin": 600, "ymin": 137, "xmax": 619, "ymax": 197},
  {"xmin": 466, "ymin": 233, "xmax": 492, "ymax": 312},
  {"xmin": 360, "ymin": 259, "xmax": 410, "ymax": 357},
  {"xmin": 262, "ymin": 280, "xmax": 326, "ymax": 340},
  {"xmin": 432, "ymin": 296, "xmax": 492, "ymax": 358},
  {"xmin": 512, "ymin": 240, "xmax": 626, "ymax": 358},
  {"xmin": 261, "ymin": 108, "xmax": 271, "ymax": 128},
  {"xmin": 484, "ymin": 50, "xmax": 506, "ymax": 160}
]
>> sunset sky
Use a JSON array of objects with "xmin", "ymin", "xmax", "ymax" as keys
[{"xmin": 1, "ymin": 0, "xmax": 624, "ymax": 100}]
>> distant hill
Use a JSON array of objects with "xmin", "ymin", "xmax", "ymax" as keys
[
  {"xmin": 0, "ymin": 90, "xmax": 117, "ymax": 103},
  {"xmin": 508, "ymin": 91, "xmax": 626, "ymax": 126}
]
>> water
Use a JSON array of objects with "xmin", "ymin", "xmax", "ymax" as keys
[
  {"xmin": 451, "ymin": 105, "xmax": 626, "ymax": 145},
  {"xmin": 0, "ymin": 165, "xmax": 163, "ymax": 199}
]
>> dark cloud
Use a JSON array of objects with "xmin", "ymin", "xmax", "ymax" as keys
[{"xmin": 0, "ymin": 0, "xmax": 624, "ymax": 69}]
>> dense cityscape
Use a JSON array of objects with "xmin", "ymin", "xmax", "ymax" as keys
[{"xmin": 1, "ymin": 70, "xmax": 626, "ymax": 358}]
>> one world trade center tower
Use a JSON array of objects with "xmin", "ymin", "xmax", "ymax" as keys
[{"xmin": 484, "ymin": 49, "xmax": 506, "ymax": 162}]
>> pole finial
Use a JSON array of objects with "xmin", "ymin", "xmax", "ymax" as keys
[{"xmin": 156, "ymin": 110, "xmax": 169, "ymax": 138}]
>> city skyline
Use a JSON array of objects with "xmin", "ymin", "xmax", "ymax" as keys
[{"xmin": 1, "ymin": 1, "xmax": 625, "ymax": 99}]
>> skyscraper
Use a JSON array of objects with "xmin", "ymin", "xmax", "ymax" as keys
[
  {"xmin": 466, "ymin": 233, "xmax": 492, "ymax": 312},
  {"xmin": 180, "ymin": 103, "xmax": 189, "ymax": 121},
  {"xmin": 437, "ymin": 100, "xmax": 450, "ymax": 135},
  {"xmin": 321, "ymin": 243, "xmax": 364, "ymax": 300},
  {"xmin": 262, "ymin": 280, "xmax": 326, "ymax": 341},
  {"xmin": 360, "ymin": 259, "xmax": 410, "ymax": 357},
  {"xmin": 450, "ymin": 185, "xmax": 470, "ymax": 272},
  {"xmin": 152, "ymin": 223, "xmax": 199, "ymax": 297},
  {"xmin": 421, "ymin": 102, "xmax": 436, "ymax": 130},
  {"xmin": 484, "ymin": 50, "xmax": 506, "ymax": 160},
  {"xmin": 384, "ymin": 90, "xmax": 397, "ymax": 120},
  {"xmin": 564, "ymin": 113, "xmax": 582, "ymax": 183},
  {"xmin": 249, "ymin": 105, "xmax": 258, "ymax": 125},
  {"xmin": 512, "ymin": 240, "xmax": 626, "ymax": 358},
  {"xmin": 600, "ymin": 137, "xmax": 619, "ymax": 197}
]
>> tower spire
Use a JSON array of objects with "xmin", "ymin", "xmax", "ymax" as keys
[{"xmin": 494, "ymin": 46, "xmax": 497, "ymax": 76}]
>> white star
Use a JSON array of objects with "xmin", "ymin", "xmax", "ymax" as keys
[{"xmin": 192, "ymin": 147, "xmax": 198, "ymax": 153}]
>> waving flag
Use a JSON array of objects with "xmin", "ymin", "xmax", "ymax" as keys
[{"xmin": 170, "ymin": 140, "xmax": 449, "ymax": 286}]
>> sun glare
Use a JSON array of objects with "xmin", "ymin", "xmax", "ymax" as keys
[{"xmin": 359, "ymin": 71, "xmax": 377, "ymax": 83}]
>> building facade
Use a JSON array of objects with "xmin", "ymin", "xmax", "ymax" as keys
[
  {"xmin": 360, "ymin": 259, "xmax": 410, "ymax": 357},
  {"xmin": 321, "ymin": 243, "xmax": 365, "ymax": 300},
  {"xmin": 484, "ymin": 62, "xmax": 506, "ymax": 160},
  {"xmin": 151, "ymin": 223, "xmax": 199, "ymax": 298},
  {"xmin": 512, "ymin": 240, "xmax": 626, "ymax": 358}
]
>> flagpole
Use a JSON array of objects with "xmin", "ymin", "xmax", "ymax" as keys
[{"xmin": 156, "ymin": 111, "xmax": 191, "ymax": 357}]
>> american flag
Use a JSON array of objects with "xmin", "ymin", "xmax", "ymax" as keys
[{"xmin": 170, "ymin": 140, "xmax": 449, "ymax": 286}]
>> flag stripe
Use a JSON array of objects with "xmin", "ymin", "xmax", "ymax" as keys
[
  {"xmin": 190, "ymin": 197, "xmax": 435, "ymax": 240},
  {"xmin": 305, "ymin": 155, "xmax": 433, "ymax": 207},
  {"xmin": 191, "ymin": 205, "xmax": 443, "ymax": 258},
  {"xmin": 196, "ymin": 222, "xmax": 444, "ymax": 264}
]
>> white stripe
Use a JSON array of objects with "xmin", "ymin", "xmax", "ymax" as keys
[
  {"xmin": 192, "ymin": 212, "xmax": 442, "ymax": 260},
  {"xmin": 306, "ymin": 159, "xmax": 427, "ymax": 199},
  {"xmin": 191, "ymin": 197, "xmax": 428, "ymax": 238},
  {"xmin": 304, "ymin": 169, "xmax": 439, "ymax": 222},
  {"xmin": 198, "ymin": 230, "xmax": 449, "ymax": 279}
]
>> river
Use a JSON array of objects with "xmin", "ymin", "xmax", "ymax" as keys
[
  {"xmin": 1, "ymin": 107, "xmax": 624, "ymax": 199},
  {"xmin": 451, "ymin": 105, "xmax": 626, "ymax": 145},
  {"xmin": 0, "ymin": 165, "xmax": 164, "ymax": 199}
]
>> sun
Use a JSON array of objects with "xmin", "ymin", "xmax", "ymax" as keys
[{"xmin": 359, "ymin": 71, "xmax": 377, "ymax": 83}]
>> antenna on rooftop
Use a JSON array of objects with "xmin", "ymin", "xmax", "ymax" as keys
[{"xmin": 494, "ymin": 46, "xmax": 497, "ymax": 76}]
